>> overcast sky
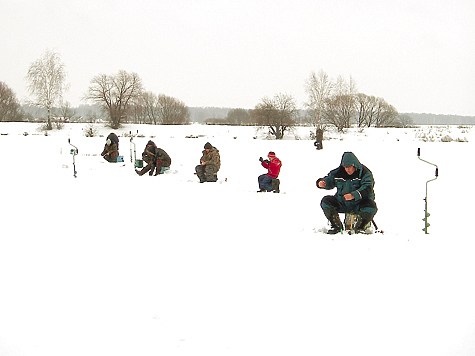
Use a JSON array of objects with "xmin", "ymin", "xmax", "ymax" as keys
[{"xmin": 1, "ymin": 0, "xmax": 474, "ymax": 115}]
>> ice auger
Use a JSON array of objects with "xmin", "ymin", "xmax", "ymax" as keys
[
  {"xmin": 417, "ymin": 148, "xmax": 438, "ymax": 234},
  {"xmin": 68, "ymin": 138, "xmax": 78, "ymax": 178},
  {"xmin": 129, "ymin": 134, "xmax": 143, "ymax": 169}
]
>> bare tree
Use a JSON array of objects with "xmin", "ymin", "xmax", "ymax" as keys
[
  {"xmin": 58, "ymin": 101, "xmax": 75, "ymax": 123},
  {"xmin": 355, "ymin": 93, "xmax": 377, "ymax": 127},
  {"xmin": 0, "ymin": 81, "xmax": 24, "ymax": 122},
  {"xmin": 305, "ymin": 70, "xmax": 400, "ymax": 130},
  {"xmin": 374, "ymin": 98, "xmax": 398, "ymax": 127},
  {"xmin": 397, "ymin": 114, "xmax": 414, "ymax": 128},
  {"xmin": 336, "ymin": 75, "xmax": 357, "ymax": 128},
  {"xmin": 157, "ymin": 94, "xmax": 190, "ymax": 125},
  {"xmin": 226, "ymin": 108, "xmax": 251, "ymax": 125},
  {"xmin": 141, "ymin": 91, "xmax": 160, "ymax": 124},
  {"xmin": 129, "ymin": 103, "xmax": 146, "ymax": 124},
  {"xmin": 251, "ymin": 93, "xmax": 298, "ymax": 139},
  {"xmin": 26, "ymin": 49, "xmax": 67, "ymax": 130},
  {"xmin": 85, "ymin": 70, "xmax": 144, "ymax": 129},
  {"xmin": 304, "ymin": 70, "xmax": 333, "ymax": 128},
  {"xmin": 322, "ymin": 76, "xmax": 357, "ymax": 131}
]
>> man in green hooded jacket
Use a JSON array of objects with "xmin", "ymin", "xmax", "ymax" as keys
[{"xmin": 317, "ymin": 152, "xmax": 377, "ymax": 234}]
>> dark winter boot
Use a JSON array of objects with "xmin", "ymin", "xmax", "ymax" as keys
[
  {"xmin": 271, "ymin": 179, "xmax": 280, "ymax": 193},
  {"xmin": 354, "ymin": 212, "xmax": 373, "ymax": 233},
  {"xmin": 324, "ymin": 210, "xmax": 343, "ymax": 235}
]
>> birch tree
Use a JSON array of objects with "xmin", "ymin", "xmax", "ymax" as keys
[
  {"xmin": 304, "ymin": 70, "xmax": 333, "ymax": 128},
  {"xmin": 26, "ymin": 49, "xmax": 67, "ymax": 130}
]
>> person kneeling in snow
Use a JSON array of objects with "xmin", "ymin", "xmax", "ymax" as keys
[
  {"xmin": 101, "ymin": 136, "xmax": 119, "ymax": 163},
  {"xmin": 258, "ymin": 151, "xmax": 281, "ymax": 193},
  {"xmin": 317, "ymin": 152, "xmax": 377, "ymax": 234},
  {"xmin": 136, "ymin": 140, "xmax": 171, "ymax": 176},
  {"xmin": 195, "ymin": 142, "xmax": 220, "ymax": 183}
]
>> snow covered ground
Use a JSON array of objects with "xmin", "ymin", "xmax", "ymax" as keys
[{"xmin": 0, "ymin": 122, "xmax": 474, "ymax": 356}]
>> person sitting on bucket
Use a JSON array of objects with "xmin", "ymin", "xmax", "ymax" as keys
[
  {"xmin": 135, "ymin": 140, "xmax": 171, "ymax": 176},
  {"xmin": 258, "ymin": 151, "xmax": 281, "ymax": 193},
  {"xmin": 195, "ymin": 142, "xmax": 220, "ymax": 183},
  {"xmin": 101, "ymin": 137, "xmax": 119, "ymax": 163},
  {"xmin": 316, "ymin": 151, "xmax": 377, "ymax": 234}
]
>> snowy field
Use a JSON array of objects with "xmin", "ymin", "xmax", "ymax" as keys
[{"xmin": 0, "ymin": 122, "xmax": 474, "ymax": 356}]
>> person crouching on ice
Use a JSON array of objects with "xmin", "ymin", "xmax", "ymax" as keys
[
  {"xmin": 195, "ymin": 142, "xmax": 221, "ymax": 183},
  {"xmin": 101, "ymin": 138, "xmax": 119, "ymax": 163},
  {"xmin": 136, "ymin": 140, "xmax": 171, "ymax": 176},
  {"xmin": 258, "ymin": 151, "xmax": 281, "ymax": 193},
  {"xmin": 316, "ymin": 152, "xmax": 377, "ymax": 234}
]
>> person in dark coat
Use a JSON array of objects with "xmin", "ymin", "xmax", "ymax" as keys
[
  {"xmin": 101, "ymin": 137, "xmax": 119, "ymax": 163},
  {"xmin": 107, "ymin": 133, "xmax": 119, "ymax": 150},
  {"xmin": 317, "ymin": 152, "xmax": 377, "ymax": 234},
  {"xmin": 195, "ymin": 142, "xmax": 220, "ymax": 182},
  {"xmin": 135, "ymin": 140, "xmax": 171, "ymax": 176},
  {"xmin": 314, "ymin": 128, "xmax": 323, "ymax": 150}
]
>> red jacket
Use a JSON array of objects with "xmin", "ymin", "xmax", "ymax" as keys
[{"xmin": 262, "ymin": 158, "xmax": 282, "ymax": 178}]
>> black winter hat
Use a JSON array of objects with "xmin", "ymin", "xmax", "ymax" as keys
[{"xmin": 204, "ymin": 142, "xmax": 212, "ymax": 149}]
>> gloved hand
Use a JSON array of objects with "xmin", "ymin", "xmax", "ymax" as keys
[{"xmin": 259, "ymin": 157, "xmax": 263, "ymax": 162}]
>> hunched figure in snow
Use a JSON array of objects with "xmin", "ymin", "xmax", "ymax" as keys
[
  {"xmin": 314, "ymin": 128, "xmax": 324, "ymax": 150},
  {"xmin": 135, "ymin": 140, "xmax": 171, "ymax": 176},
  {"xmin": 101, "ymin": 133, "xmax": 119, "ymax": 163},
  {"xmin": 317, "ymin": 152, "xmax": 377, "ymax": 234},
  {"xmin": 195, "ymin": 142, "xmax": 220, "ymax": 183},
  {"xmin": 258, "ymin": 151, "xmax": 281, "ymax": 193}
]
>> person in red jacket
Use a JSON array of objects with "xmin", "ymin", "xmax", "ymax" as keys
[{"xmin": 258, "ymin": 151, "xmax": 282, "ymax": 193}]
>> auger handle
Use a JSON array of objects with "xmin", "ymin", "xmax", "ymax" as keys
[{"xmin": 417, "ymin": 148, "xmax": 438, "ymax": 176}]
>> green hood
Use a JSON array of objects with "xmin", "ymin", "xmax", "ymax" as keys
[{"xmin": 340, "ymin": 152, "xmax": 362, "ymax": 170}]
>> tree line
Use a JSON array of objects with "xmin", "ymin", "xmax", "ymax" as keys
[{"xmin": 1, "ymin": 49, "xmax": 421, "ymax": 138}]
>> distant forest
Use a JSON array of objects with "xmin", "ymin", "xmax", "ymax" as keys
[
  {"xmin": 20, "ymin": 104, "xmax": 475, "ymax": 126},
  {"xmin": 21, "ymin": 104, "xmax": 231, "ymax": 124},
  {"xmin": 401, "ymin": 113, "xmax": 475, "ymax": 125}
]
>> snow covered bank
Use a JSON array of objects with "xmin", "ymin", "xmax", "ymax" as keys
[{"xmin": 0, "ymin": 123, "xmax": 474, "ymax": 356}]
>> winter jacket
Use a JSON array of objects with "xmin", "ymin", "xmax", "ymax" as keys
[
  {"xmin": 155, "ymin": 148, "xmax": 171, "ymax": 166},
  {"xmin": 262, "ymin": 157, "xmax": 282, "ymax": 178},
  {"xmin": 317, "ymin": 152, "xmax": 375, "ymax": 209},
  {"xmin": 142, "ymin": 142, "xmax": 171, "ymax": 166},
  {"xmin": 107, "ymin": 133, "xmax": 119, "ymax": 150},
  {"xmin": 316, "ymin": 129, "xmax": 323, "ymax": 143},
  {"xmin": 101, "ymin": 143, "xmax": 119, "ymax": 162},
  {"xmin": 200, "ymin": 146, "xmax": 220, "ymax": 171}
]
